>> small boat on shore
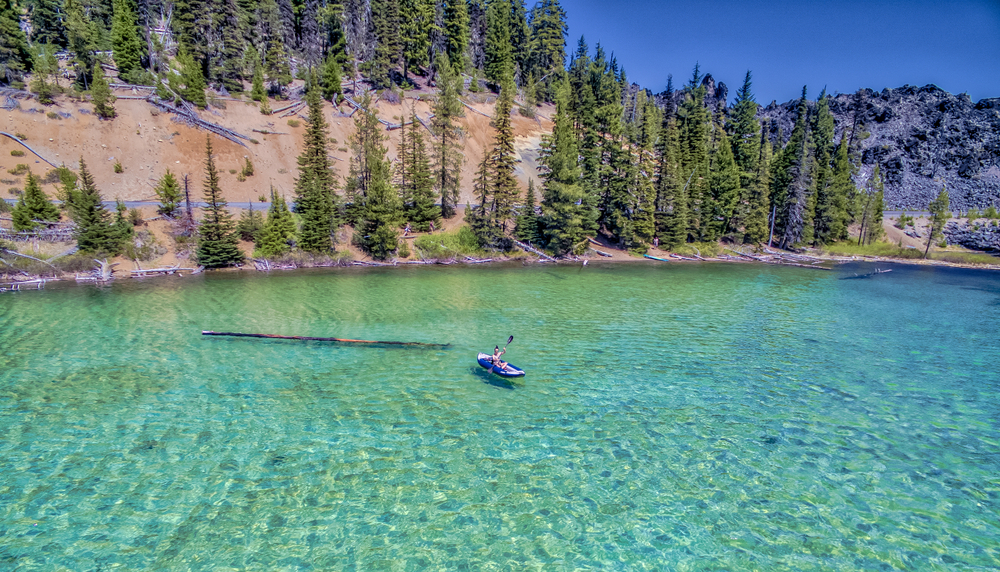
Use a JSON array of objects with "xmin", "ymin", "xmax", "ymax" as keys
[{"xmin": 477, "ymin": 353, "xmax": 525, "ymax": 378}]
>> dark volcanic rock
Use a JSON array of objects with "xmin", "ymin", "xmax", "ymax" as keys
[
  {"xmin": 757, "ymin": 84, "xmax": 1000, "ymax": 211},
  {"xmin": 943, "ymin": 221, "xmax": 1000, "ymax": 253}
]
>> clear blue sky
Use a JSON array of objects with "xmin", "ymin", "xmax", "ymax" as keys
[{"xmin": 559, "ymin": 0, "xmax": 1000, "ymax": 104}]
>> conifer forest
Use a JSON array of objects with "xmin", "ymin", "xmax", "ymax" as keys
[{"xmin": 2, "ymin": 0, "xmax": 996, "ymax": 266}]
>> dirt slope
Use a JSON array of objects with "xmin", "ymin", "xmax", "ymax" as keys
[{"xmin": 1, "ymin": 81, "xmax": 553, "ymax": 209}]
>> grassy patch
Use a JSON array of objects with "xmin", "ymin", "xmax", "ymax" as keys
[
  {"xmin": 820, "ymin": 241, "xmax": 999, "ymax": 265},
  {"xmin": 10, "ymin": 149, "xmax": 24, "ymax": 157},
  {"xmin": 820, "ymin": 241, "xmax": 926, "ymax": 259},
  {"xmin": 929, "ymin": 251, "xmax": 999, "ymax": 265},
  {"xmin": 413, "ymin": 227, "xmax": 484, "ymax": 259},
  {"xmin": 286, "ymin": 119, "xmax": 301, "ymax": 128},
  {"xmin": 673, "ymin": 241, "xmax": 721, "ymax": 257}
]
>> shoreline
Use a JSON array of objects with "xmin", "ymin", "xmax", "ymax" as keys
[{"xmin": 3, "ymin": 247, "xmax": 998, "ymax": 291}]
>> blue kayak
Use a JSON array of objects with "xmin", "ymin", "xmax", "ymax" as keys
[{"xmin": 477, "ymin": 353, "xmax": 525, "ymax": 378}]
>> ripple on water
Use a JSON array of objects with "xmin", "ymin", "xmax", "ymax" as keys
[{"xmin": 0, "ymin": 263, "xmax": 999, "ymax": 569}]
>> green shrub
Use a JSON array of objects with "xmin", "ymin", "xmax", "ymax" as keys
[
  {"xmin": 128, "ymin": 208, "xmax": 144, "ymax": 226},
  {"xmin": 7, "ymin": 164, "xmax": 29, "ymax": 176},
  {"xmin": 124, "ymin": 230, "xmax": 166, "ymax": 261},
  {"xmin": 46, "ymin": 111, "xmax": 60, "ymax": 120},
  {"xmin": 10, "ymin": 149, "xmax": 24, "ymax": 157},
  {"xmin": 0, "ymin": 199, "xmax": 10, "ymax": 213},
  {"xmin": 287, "ymin": 119, "xmax": 301, "ymax": 128},
  {"xmin": 14, "ymin": 132, "xmax": 27, "ymax": 140},
  {"xmin": 894, "ymin": 214, "xmax": 915, "ymax": 229},
  {"xmin": 397, "ymin": 239, "xmax": 411, "ymax": 258},
  {"xmin": 985, "ymin": 206, "xmax": 999, "ymax": 220},
  {"xmin": 413, "ymin": 227, "xmax": 484, "ymax": 259},
  {"xmin": 113, "ymin": 160, "xmax": 123, "ymax": 173}
]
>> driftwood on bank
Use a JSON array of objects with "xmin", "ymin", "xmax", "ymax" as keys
[
  {"xmin": 144, "ymin": 96, "xmax": 250, "ymax": 148},
  {"xmin": 202, "ymin": 330, "xmax": 451, "ymax": 348},
  {"xmin": 513, "ymin": 239, "xmax": 556, "ymax": 261}
]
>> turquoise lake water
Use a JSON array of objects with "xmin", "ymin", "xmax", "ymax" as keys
[{"xmin": 1, "ymin": 261, "xmax": 998, "ymax": 571}]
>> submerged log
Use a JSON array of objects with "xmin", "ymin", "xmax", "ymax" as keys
[{"xmin": 201, "ymin": 330, "xmax": 451, "ymax": 347}]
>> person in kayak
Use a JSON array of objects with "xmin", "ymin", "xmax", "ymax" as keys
[{"xmin": 491, "ymin": 346, "xmax": 508, "ymax": 371}]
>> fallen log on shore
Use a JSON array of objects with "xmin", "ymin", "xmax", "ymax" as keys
[{"xmin": 201, "ymin": 330, "xmax": 451, "ymax": 347}]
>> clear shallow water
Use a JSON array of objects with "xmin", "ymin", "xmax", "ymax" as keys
[{"xmin": 1, "ymin": 262, "xmax": 998, "ymax": 571}]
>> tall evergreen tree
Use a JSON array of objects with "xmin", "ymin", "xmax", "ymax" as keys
[
  {"xmin": 431, "ymin": 53, "xmax": 464, "ymax": 219},
  {"xmin": 111, "ymin": 0, "xmax": 144, "ymax": 78},
  {"xmin": 857, "ymin": 163, "xmax": 885, "ymax": 246},
  {"xmin": 403, "ymin": 110, "xmax": 438, "ymax": 230},
  {"xmin": 924, "ymin": 186, "xmax": 949, "ymax": 258},
  {"xmin": 744, "ymin": 122, "xmax": 772, "ymax": 244},
  {"xmin": 810, "ymin": 89, "xmax": 838, "ymax": 245},
  {"xmin": 477, "ymin": 68, "xmax": 519, "ymax": 246},
  {"xmin": 730, "ymin": 70, "xmax": 761, "ymax": 235},
  {"xmin": 320, "ymin": 49, "xmax": 343, "ymax": 102},
  {"xmin": 826, "ymin": 134, "xmax": 856, "ymax": 241},
  {"xmin": 27, "ymin": 0, "xmax": 67, "ymax": 48},
  {"xmin": 1, "ymin": 0, "xmax": 34, "ymax": 84},
  {"xmin": 442, "ymin": 0, "xmax": 470, "ymax": 72},
  {"xmin": 400, "ymin": 0, "xmax": 434, "ymax": 82},
  {"xmin": 68, "ymin": 158, "xmax": 121, "ymax": 253},
  {"xmin": 774, "ymin": 86, "xmax": 813, "ymax": 249},
  {"xmin": 295, "ymin": 78, "xmax": 338, "ymax": 252},
  {"xmin": 366, "ymin": 0, "xmax": 401, "ymax": 88},
  {"xmin": 255, "ymin": 188, "xmax": 296, "ymax": 257},
  {"xmin": 676, "ymin": 67, "xmax": 710, "ymax": 241},
  {"xmin": 514, "ymin": 178, "xmax": 541, "ymax": 243},
  {"xmin": 64, "ymin": 0, "xmax": 96, "ymax": 88},
  {"xmin": 539, "ymin": 78, "xmax": 588, "ymax": 254},
  {"xmin": 196, "ymin": 136, "xmax": 244, "ymax": 267},
  {"xmin": 12, "ymin": 172, "xmax": 61, "ymax": 231},
  {"xmin": 483, "ymin": 0, "xmax": 512, "ymax": 87},
  {"xmin": 154, "ymin": 169, "xmax": 182, "ymax": 217},
  {"xmin": 655, "ymin": 112, "xmax": 687, "ymax": 249},
  {"xmin": 91, "ymin": 62, "xmax": 117, "ymax": 119},
  {"xmin": 526, "ymin": 0, "xmax": 566, "ymax": 101},
  {"xmin": 709, "ymin": 123, "xmax": 740, "ymax": 239}
]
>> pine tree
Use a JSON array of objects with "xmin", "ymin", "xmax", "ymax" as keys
[
  {"xmin": 295, "ymin": 78, "xmax": 338, "ymax": 252},
  {"xmin": 1, "ymin": 0, "xmax": 34, "ymax": 84},
  {"xmin": 196, "ymin": 136, "xmax": 244, "ymax": 268},
  {"xmin": 709, "ymin": 124, "xmax": 739, "ymax": 239},
  {"xmin": 514, "ymin": 178, "xmax": 540, "ymax": 243},
  {"xmin": 924, "ymin": 186, "xmax": 949, "ymax": 258},
  {"xmin": 857, "ymin": 163, "xmax": 885, "ymax": 246},
  {"xmin": 484, "ymin": 0, "xmax": 512, "ymax": 88},
  {"xmin": 91, "ymin": 62, "xmax": 117, "ymax": 119},
  {"xmin": 526, "ymin": 0, "xmax": 566, "ymax": 101},
  {"xmin": 774, "ymin": 86, "xmax": 813, "ymax": 249},
  {"xmin": 250, "ymin": 56, "xmax": 267, "ymax": 102},
  {"xmin": 443, "ymin": 0, "xmax": 470, "ymax": 72},
  {"xmin": 431, "ymin": 53, "xmax": 464, "ymax": 219},
  {"xmin": 237, "ymin": 205, "xmax": 265, "ymax": 242},
  {"xmin": 731, "ymin": 70, "xmax": 761, "ymax": 236},
  {"xmin": 400, "ymin": 0, "xmax": 434, "ymax": 83},
  {"xmin": 320, "ymin": 50, "xmax": 343, "ymax": 102},
  {"xmin": 825, "ymin": 134, "xmax": 855, "ymax": 242},
  {"xmin": 64, "ymin": 0, "xmax": 96, "ymax": 89},
  {"xmin": 172, "ymin": 49, "xmax": 207, "ymax": 108},
  {"xmin": 810, "ymin": 89, "xmax": 839, "ymax": 245},
  {"xmin": 471, "ymin": 68, "xmax": 519, "ymax": 247},
  {"xmin": 367, "ymin": 0, "xmax": 401, "ymax": 88},
  {"xmin": 509, "ymin": 0, "xmax": 529, "ymax": 80},
  {"xmin": 655, "ymin": 112, "xmax": 687, "ymax": 249},
  {"xmin": 68, "ymin": 158, "xmax": 120, "ymax": 253},
  {"xmin": 744, "ymin": 122, "xmax": 772, "ymax": 244},
  {"xmin": 404, "ymin": 110, "xmax": 438, "ymax": 230},
  {"xmin": 30, "ymin": 45, "xmax": 59, "ymax": 104},
  {"xmin": 112, "ymin": 199, "xmax": 134, "ymax": 248},
  {"xmin": 676, "ymin": 68, "xmax": 710, "ymax": 242},
  {"xmin": 539, "ymin": 78, "xmax": 587, "ymax": 254},
  {"xmin": 27, "ymin": 0, "xmax": 67, "ymax": 49},
  {"xmin": 111, "ymin": 0, "xmax": 144, "ymax": 79},
  {"xmin": 154, "ymin": 170, "xmax": 182, "ymax": 217},
  {"xmin": 255, "ymin": 188, "xmax": 296, "ymax": 257},
  {"xmin": 11, "ymin": 172, "xmax": 61, "ymax": 231}
]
